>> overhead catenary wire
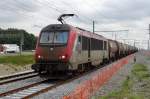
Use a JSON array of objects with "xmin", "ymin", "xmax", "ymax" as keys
[
  {"xmin": 0, "ymin": 0, "xmax": 135, "ymax": 38},
  {"xmin": 46, "ymin": 0, "xmax": 93, "ymax": 30},
  {"xmin": 1, "ymin": 0, "xmax": 100, "ymax": 30},
  {"xmin": 0, "ymin": 0, "xmax": 67, "ymax": 30},
  {"xmin": 36, "ymin": 0, "xmax": 92, "ymax": 28},
  {"xmin": 0, "ymin": 0, "xmax": 52, "ymax": 25},
  {"xmin": 44, "ymin": 0, "xmax": 94, "ymax": 25}
]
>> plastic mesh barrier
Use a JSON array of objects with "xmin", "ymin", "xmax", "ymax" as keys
[{"xmin": 63, "ymin": 54, "xmax": 133, "ymax": 99}]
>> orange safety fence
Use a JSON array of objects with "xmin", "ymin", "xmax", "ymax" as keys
[{"xmin": 63, "ymin": 54, "xmax": 133, "ymax": 99}]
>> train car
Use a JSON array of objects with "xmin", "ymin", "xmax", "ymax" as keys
[
  {"xmin": 32, "ymin": 24, "xmax": 109, "ymax": 74},
  {"xmin": 108, "ymin": 39, "xmax": 119, "ymax": 61},
  {"xmin": 117, "ymin": 42, "xmax": 124, "ymax": 57},
  {"xmin": 124, "ymin": 44, "xmax": 129, "ymax": 56},
  {"xmin": 128, "ymin": 45, "xmax": 132, "ymax": 54},
  {"xmin": 122, "ymin": 43, "xmax": 127, "ymax": 56},
  {"xmin": 132, "ymin": 46, "xmax": 135, "ymax": 53}
]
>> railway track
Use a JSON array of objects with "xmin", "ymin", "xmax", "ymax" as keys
[
  {"xmin": 0, "ymin": 79, "xmax": 51, "ymax": 98},
  {"xmin": 0, "ymin": 70, "xmax": 38, "ymax": 85},
  {"xmin": 0, "ymin": 56, "xmax": 129, "ymax": 99},
  {"xmin": 0, "ymin": 66, "xmax": 102, "ymax": 99},
  {"xmin": 0, "ymin": 76, "xmax": 70, "ymax": 99},
  {"xmin": 0, "ymin": 70, "xmax": 35, "ymax": 81}
]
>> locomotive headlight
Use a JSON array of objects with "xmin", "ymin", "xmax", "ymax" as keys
[
  {"xmin": 59, "ymin": 55, "xmax": 67, "ymax": 60},
  {"xmin": 38, "ymin": 55, "xmax": 41, "ymax": 59},
  {"xmin": 61, "ymin": 55, "xmax": 66, "ymax": 59},
  {"xmin": 37, "ymin": 55, "xmax": 44, "ymax": 59}
]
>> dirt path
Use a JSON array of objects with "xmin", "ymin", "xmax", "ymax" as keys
[{"xmin": 0, "ymin": 64, "xmax": 31, "ymax": 76}]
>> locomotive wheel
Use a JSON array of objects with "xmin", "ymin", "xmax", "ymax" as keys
[
  {"xmin": 77, "ymin": 64, "xmax": 85, "ymax": 73},
  {"xmin": 77, "ymin": 62, "xmax": 93, "ymax": 73}
]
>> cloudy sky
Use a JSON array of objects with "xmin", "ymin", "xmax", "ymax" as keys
[{"xmin": 0, "ymin": 0, "xmax": 150, "ymax": 49}]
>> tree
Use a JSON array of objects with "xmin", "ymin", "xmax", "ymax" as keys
[{"xmin": 0, "ymin": 28, "xmax": 36, "ymax": 50}]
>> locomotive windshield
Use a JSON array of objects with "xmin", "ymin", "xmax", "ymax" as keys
[{"xmin": 40, "ymin": 31, "xmax": 68, "ymax": 44}]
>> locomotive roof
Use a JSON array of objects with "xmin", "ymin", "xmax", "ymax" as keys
[
  {"xmin": 74, "ymin": 26, "xmax": 107, "ymax": 40},
  {"xmin": 41, "ymin": 24, "xmax": 71, "ymax": 32},
  {"xmin": 41, "ymin": 24, "xmax": 107, "ymax": 40}
]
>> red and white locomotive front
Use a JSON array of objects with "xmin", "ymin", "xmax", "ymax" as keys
[{"xmin": 32, "ymin": 24, "xmax": 76, "ymax": 73}]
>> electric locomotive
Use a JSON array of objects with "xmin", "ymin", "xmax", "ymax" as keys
[{"xmin": 32, "ymin": 24, "xmax": 109, "ymax": 74}]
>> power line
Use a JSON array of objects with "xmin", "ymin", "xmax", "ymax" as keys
[
  {"xmin": 95, "ymin": 30, "xmax": 129, "ymax": 32},
  {"xmin": 42, "ymin": 0, "xmax": 94, "ymax": 31},
  {"xmin": 59, "ymin": 0, "xmax": 93, "ymax": 21},
  {"xmin": 1, "ymin": 0, "xmax": 98, "ymax": 27},
  {"xmin": 0, "ymin": 0, "xmax": 51, "ymax": 23},
  {"xmin": 46, "ymin": 0, "xmax": 94, "ymax": 24},
  {"xmin": 81, "ymin": 0, "xmax": 110, "ymax": 22},
  {"xmin": 95, "ymin": 30, "xmax": 129, "ymax": 40}
]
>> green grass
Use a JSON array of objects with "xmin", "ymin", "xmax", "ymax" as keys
[
  {"xmin": 94, "ymin": 63, "xmax": 150, "ymax": 99},
  {"xmin": 99, "ymin": 76, "xmax": 143, "ymax": 99},
  {"xmin": 132, "ymin": 64, "xmax": 150, "ymax": 80},
  {"xmin": 0, "ymin": 55, "xmax": 34, "ymax": 65},
  {"xmin": 146, "ymin": 57, "xmax": 150, "ymax": 60}
]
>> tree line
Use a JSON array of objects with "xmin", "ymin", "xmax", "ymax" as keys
[{"xmin": 0, "ymin": 28, "xmax": 37, "ymax": 50}]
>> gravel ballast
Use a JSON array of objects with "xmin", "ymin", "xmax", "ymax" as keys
[{"xmin": 0, "ymin": 76, "xmax": 47, "ymax": 94}]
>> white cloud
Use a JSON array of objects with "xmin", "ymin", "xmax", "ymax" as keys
[{"xmin": 0, "ymin": 0, "xmax": 150, "ymax": 49}]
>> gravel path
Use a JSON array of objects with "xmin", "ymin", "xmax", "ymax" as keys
[
  {"xmin": 132, "ymin": 51, "xmax": 150, "ymax": 99},
  {"xmin": 0, "ymin": 64, "xmax": 31, "ymax": 76},
  {"xmin": 91, "ymin": 51, "xmax": 150, "ymax": 99},
  {"xmin": 91, "ymin": 53, "xmax": 135, "ymax": 98}
]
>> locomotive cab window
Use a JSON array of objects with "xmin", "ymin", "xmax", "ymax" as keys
[
  {"xmin": 104, "ymin": 41, "xmax": 107, "ymax": 50},
  {"xmin": 76, "ymin": 36, "xmax": 82, "ymax": 51},
  {"xmin": 82, "ymin": 36, "xmax": 89, "ymax": 50},
  {"xmin": 54, "ymin": 32, "xmax": 68, "ymax": 44},
  {"xmin": 78, "ymin": 36, "xmax": 81, "ymax": 43},
  {"xmin": 91, "ymin": 38, "xmax": 103, "ymax": 50},
  {"xmin": 40, "ymin": 31, "xmax": 68, "ymax": 44}
]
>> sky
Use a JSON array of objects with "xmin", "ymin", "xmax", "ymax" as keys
[{"xmin": 0, "ymin": 0, "xmax": 150, "ymax": 49}]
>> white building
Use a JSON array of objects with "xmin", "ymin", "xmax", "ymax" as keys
[{"xmin": 3, "ymin": 44, "xmax": 20, "ymax": 53}]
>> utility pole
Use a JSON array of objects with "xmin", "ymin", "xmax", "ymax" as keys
[
  {"xmin": 114, "ymin": 32, "xmax": 117, "ymax": 40},
  {"xmin": 93, "ymin": 21, "xmax": 95, "ymax": 33},
  {"xmin": 149, "ymin": 24, "xmax": 150, "ymax": 39},
  {"xmin": 20, "ymin": 32, "xmax": 24, "ymax": 55},
  {"xmin": 134, "ymin": 40, "xmax": 136, "ymax": 47},
  {"xmin": 148, "ymin": 40, "xmax": 149, "ymax": 50},
  {"xmin": 148, "ymin": 24, "xmax": 150, "ymax": 50}
]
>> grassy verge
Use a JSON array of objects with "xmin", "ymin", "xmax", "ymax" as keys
[
  {"xmin": 132, "ymin": 64, "xmax": 150, "ymax": 80},
  {"xmin": 96, "ymin": 64, "xmax": 150, "ymax": 99},
  {"xmin": 0, "ymin": 55, "xmax": 34, "ymax": 65}
]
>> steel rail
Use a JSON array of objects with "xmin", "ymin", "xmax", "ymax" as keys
[
  {"xmin": 0, "ymin": 79, "xmax": 50, "ymax": 97},
  {"xmin": 0, "ymin": 70, "xmax": 35, "ymax": 81},
  {"xmin": 22, "ymin": 68, "xmax": 101, "ymax": 99},
  {"xmin": 0, "ymin": 73, "xmax": 38, "ymax": 85}
]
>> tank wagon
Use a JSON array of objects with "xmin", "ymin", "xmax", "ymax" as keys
[
  {"xmin": 108, "ymin": 39, "xmax": 119, "ymax": 60},
  {"xmin": 32, "ymin": 24, "xmax": 138, "ymax": 74}
]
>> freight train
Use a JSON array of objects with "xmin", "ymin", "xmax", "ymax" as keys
[{"xmin": 32, "ymin": 24, "xmax": 138, "ymax": 74}]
